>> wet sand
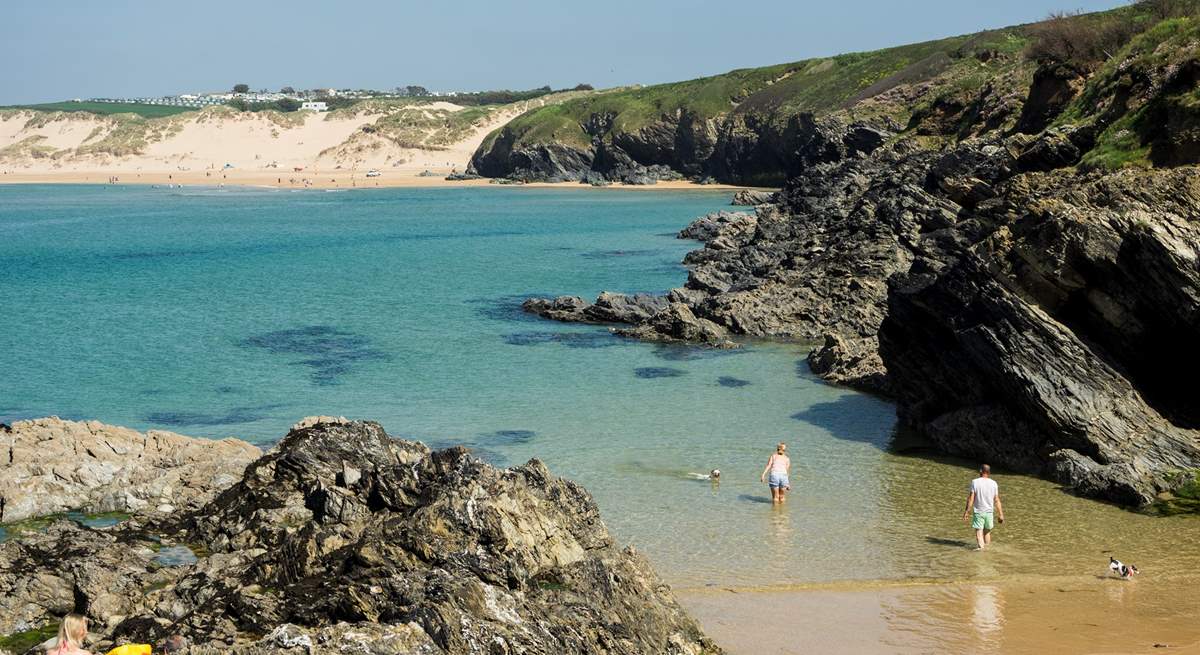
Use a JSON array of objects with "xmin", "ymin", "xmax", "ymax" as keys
[
  {"xmin": 0, "ymin": 169, "xmax": 756, "ymax": 191},
  {"xmin": 679, "ymin": 575, "xmax": 1200, "ymax": 654}
]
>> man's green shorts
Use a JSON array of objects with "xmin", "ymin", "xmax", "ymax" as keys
[{"xmin": 971, "ymin": 511, "xmax": 995, "ymax": 530}]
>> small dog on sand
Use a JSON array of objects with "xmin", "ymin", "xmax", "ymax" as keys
[{"xmin": 1109, "ymin": 556, "xmax": 1139, "ymax": 579}]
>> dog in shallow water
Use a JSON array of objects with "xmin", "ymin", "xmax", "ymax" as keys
[{"xmin": 1109, "ymin": 556, "xmax": 1139, "ymax": 579}]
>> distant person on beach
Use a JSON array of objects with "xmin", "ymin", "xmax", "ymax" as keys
[
  {"xmin": 49, "ymin": 613, "xmax": 92, "ymax": 655},
  {"xmin": 963, "ymin": 464, "xmax": 1004, "ymax": 550},
  {"xmin": 760, "ymin": 442, "xmax": 791, "ymax": 503}
]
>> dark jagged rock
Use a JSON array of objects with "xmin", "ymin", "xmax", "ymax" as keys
[
  {"xmin": 807, "ymin": 333, "xmax": 889, "ymax": 394},
  {"xmin": 472, "ymin": 112, "xmax": 890, "ymax": 186},
  {"xmin": 0, "ymin": 419, "xmax": 720, "ymax": 655},
  {"xmin": 879, "ymin": 169, "xmax": 1200, "ymax": 505}
]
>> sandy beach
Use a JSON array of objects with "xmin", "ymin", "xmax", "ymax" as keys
[
  {"xmin": 679, "ymin": 575, "xmax": 1200, "ymax": 654},
  {"xmin": 0, "ymin": 168, "xmax": 753, "ymax": 191},
  {"xmin": 0, "ymin": 101, "xmax": 754, "ymax": 192}
]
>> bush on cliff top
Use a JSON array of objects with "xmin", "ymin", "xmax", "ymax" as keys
[{"xmin": 1060, "ymin": 14, "xmax": 1200, "ymax": 169}]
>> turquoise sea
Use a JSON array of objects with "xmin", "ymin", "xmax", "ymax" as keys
[{"xmin": 2, "ymin": 184, "xmax": 1196, "ymax": 591}]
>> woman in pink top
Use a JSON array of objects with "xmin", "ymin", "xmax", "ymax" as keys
[
  {"xmin": 49, "ymin": 613, "xmax": 92, "ymax": 655},
  {"xmin": 760, "ymin": 442, "xmax": 791, "ymax": 504}
]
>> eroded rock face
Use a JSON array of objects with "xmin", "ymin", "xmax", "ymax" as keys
[
  {"xmin": 879, "ymin": 169, "xmax": 1200, "ymax": 505},
  {"xmin": 0, "ymin": 417, "xmax": 261, "ymax": 523},
  {"xmin": 0, "ymin": 420, "xmax": 719, "ymax": 655}
]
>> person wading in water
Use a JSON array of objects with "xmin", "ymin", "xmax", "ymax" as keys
[
  {"xmin": 760, "ymin": 442, "xmax": 791, "ymax": 504},
  {"xmin": 963, "ymin": 463, "xmax": 1005, "ymax": 550}
]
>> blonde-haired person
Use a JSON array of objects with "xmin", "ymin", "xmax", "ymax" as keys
[
  {"xmin": 760, "ymin": 442, "xmax": 792, "ymax": 504},
  {"xmin": 50, "ymin": 613, "xmax": 92, "ymax": 655}
]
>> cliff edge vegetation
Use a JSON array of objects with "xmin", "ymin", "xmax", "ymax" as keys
[{"xmin": 470, "ymin": 2, "xmax": 1200, "ymax": 185}]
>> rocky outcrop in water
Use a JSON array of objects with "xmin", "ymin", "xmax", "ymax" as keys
[
  {"xmin": 0, "ymin": 417, "xmax": 260, "ymax": 524},
  {"xmin": 0, "ymin": 419, "xmax": 718, "ymax": 655},
  {"xmin": 522, "ymin": 292, "xmax": 669, "ymax": 324},
  {"xmin": 517, "ymin": 79, "xmax": 1200, "ymax": 505},
  {"xmin": 521, "ymin": 291, "xmax": 736, "ymax": 348}
]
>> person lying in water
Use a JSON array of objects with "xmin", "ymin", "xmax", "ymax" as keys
[{"xmin": 760, "ymin": 442, "xmax": 791, "ymax": 504}]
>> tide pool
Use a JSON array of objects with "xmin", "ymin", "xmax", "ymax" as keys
[{"xmin": 2, "ymin": 184, "xmax": 1196, "ymax": 590}]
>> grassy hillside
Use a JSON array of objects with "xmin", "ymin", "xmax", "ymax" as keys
[
  {"xmin": 1061, "ymin": 13, "xmax": 1200, "ymax": 169},
  {"xmin": 487, "ymin": 28, "xmax": 1037, "ymax": 154},
  {"xmin": 475, "ymin": 2, "xmax": 1200, "ymax": 183},
  {"xmin": 2, "ymin": 101, "xmax": 197, "ymax": 118}
]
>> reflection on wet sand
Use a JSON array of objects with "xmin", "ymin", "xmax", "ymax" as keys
[{"xmin": 679, "ymin": 573, "xmax": 1200, "ymax": 654}]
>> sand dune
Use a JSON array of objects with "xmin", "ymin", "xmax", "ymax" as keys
[{"xmin": 0, "ymin": 93, "xmax": 577, "ymax": 182}]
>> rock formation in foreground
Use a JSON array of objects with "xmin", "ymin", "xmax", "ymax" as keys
[
  {"xmin": 0, "ymin": 417, "xmax": 261, "ymax": 523},
  {"xmin": 0, "ymin": 418, "xmax": 719, "ymax": 655}
]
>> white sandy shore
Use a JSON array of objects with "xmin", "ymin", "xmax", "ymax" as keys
[
  {"xmin": 0, "ymin": 99, "xmax": 515, "ymax": 175},
  {"xmin": 0, "ymin": 99, "xmax": 770, "ymax": 192},
  {"xmin": 0, "ymin": 169, "xmax": 754, "ymax": 191}
]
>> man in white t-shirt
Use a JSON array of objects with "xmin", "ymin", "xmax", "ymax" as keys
[{"xmin": 962, "ymin": 464, "xmax": 1005, "ymax": 550}]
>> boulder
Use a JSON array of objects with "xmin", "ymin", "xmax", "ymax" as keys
[
  {"xmin": 617, "ymin": 304, "xmax": 738, "ymax": 349},
  {"xmin": 583, "ymin": 291, "xmax": 670, "ymax": 323},
  {"xmin": 0, "ymin": 417, "xmax": 260, "ymax": 523},
  {"xmin": 730, "ymin": 189, "xmax": 775, "ymax": 206},
  {"xmin": 806, "ymin": 334, "xmax": 890, "ymax": 394}
]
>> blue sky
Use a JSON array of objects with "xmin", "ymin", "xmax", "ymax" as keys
[{"xmin": 2, "ymin": 0, "xmax": 1126, "ymax": 104}]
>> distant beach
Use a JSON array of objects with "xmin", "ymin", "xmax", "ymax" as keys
[{"xmin": 0, "ymin": 168, "xmax": 751, "ymax": 191}]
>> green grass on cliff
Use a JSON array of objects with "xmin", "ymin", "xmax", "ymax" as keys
[
  {"xmin": 490, "ymin": 26, "xmax": 1035, "ymax": 152},
  {"xmin": 1061, "ymin": 14, "xmax": 1200, "ymax": 170},
  {"xmin": 484, "ymin": 2, "xmax": 1200, "ymax": 176},
  {"xmin": 502, "ymin": 61, "xmax": 802, "ymax": 149}
]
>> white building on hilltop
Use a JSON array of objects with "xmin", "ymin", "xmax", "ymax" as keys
[{"xmin": 301, "ymin": 101, "xmax": 328, "ymax": 112}]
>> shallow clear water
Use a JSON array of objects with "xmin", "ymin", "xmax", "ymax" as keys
[{"xmin": 2, "ymin": 184, "xmax": 1196, "ymax": 589}]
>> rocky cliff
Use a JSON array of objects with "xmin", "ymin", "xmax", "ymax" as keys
[
  {"xmin": 0, "ymin": 418, "xmax": 718, "ymax": 655},
  {"xmin": 518, "ymin": 7, "xmax": 1200, "ymax": 506},
  {"xmin": 468, "ymin": 26, "xmax": 1031, "ymax": 184}
]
